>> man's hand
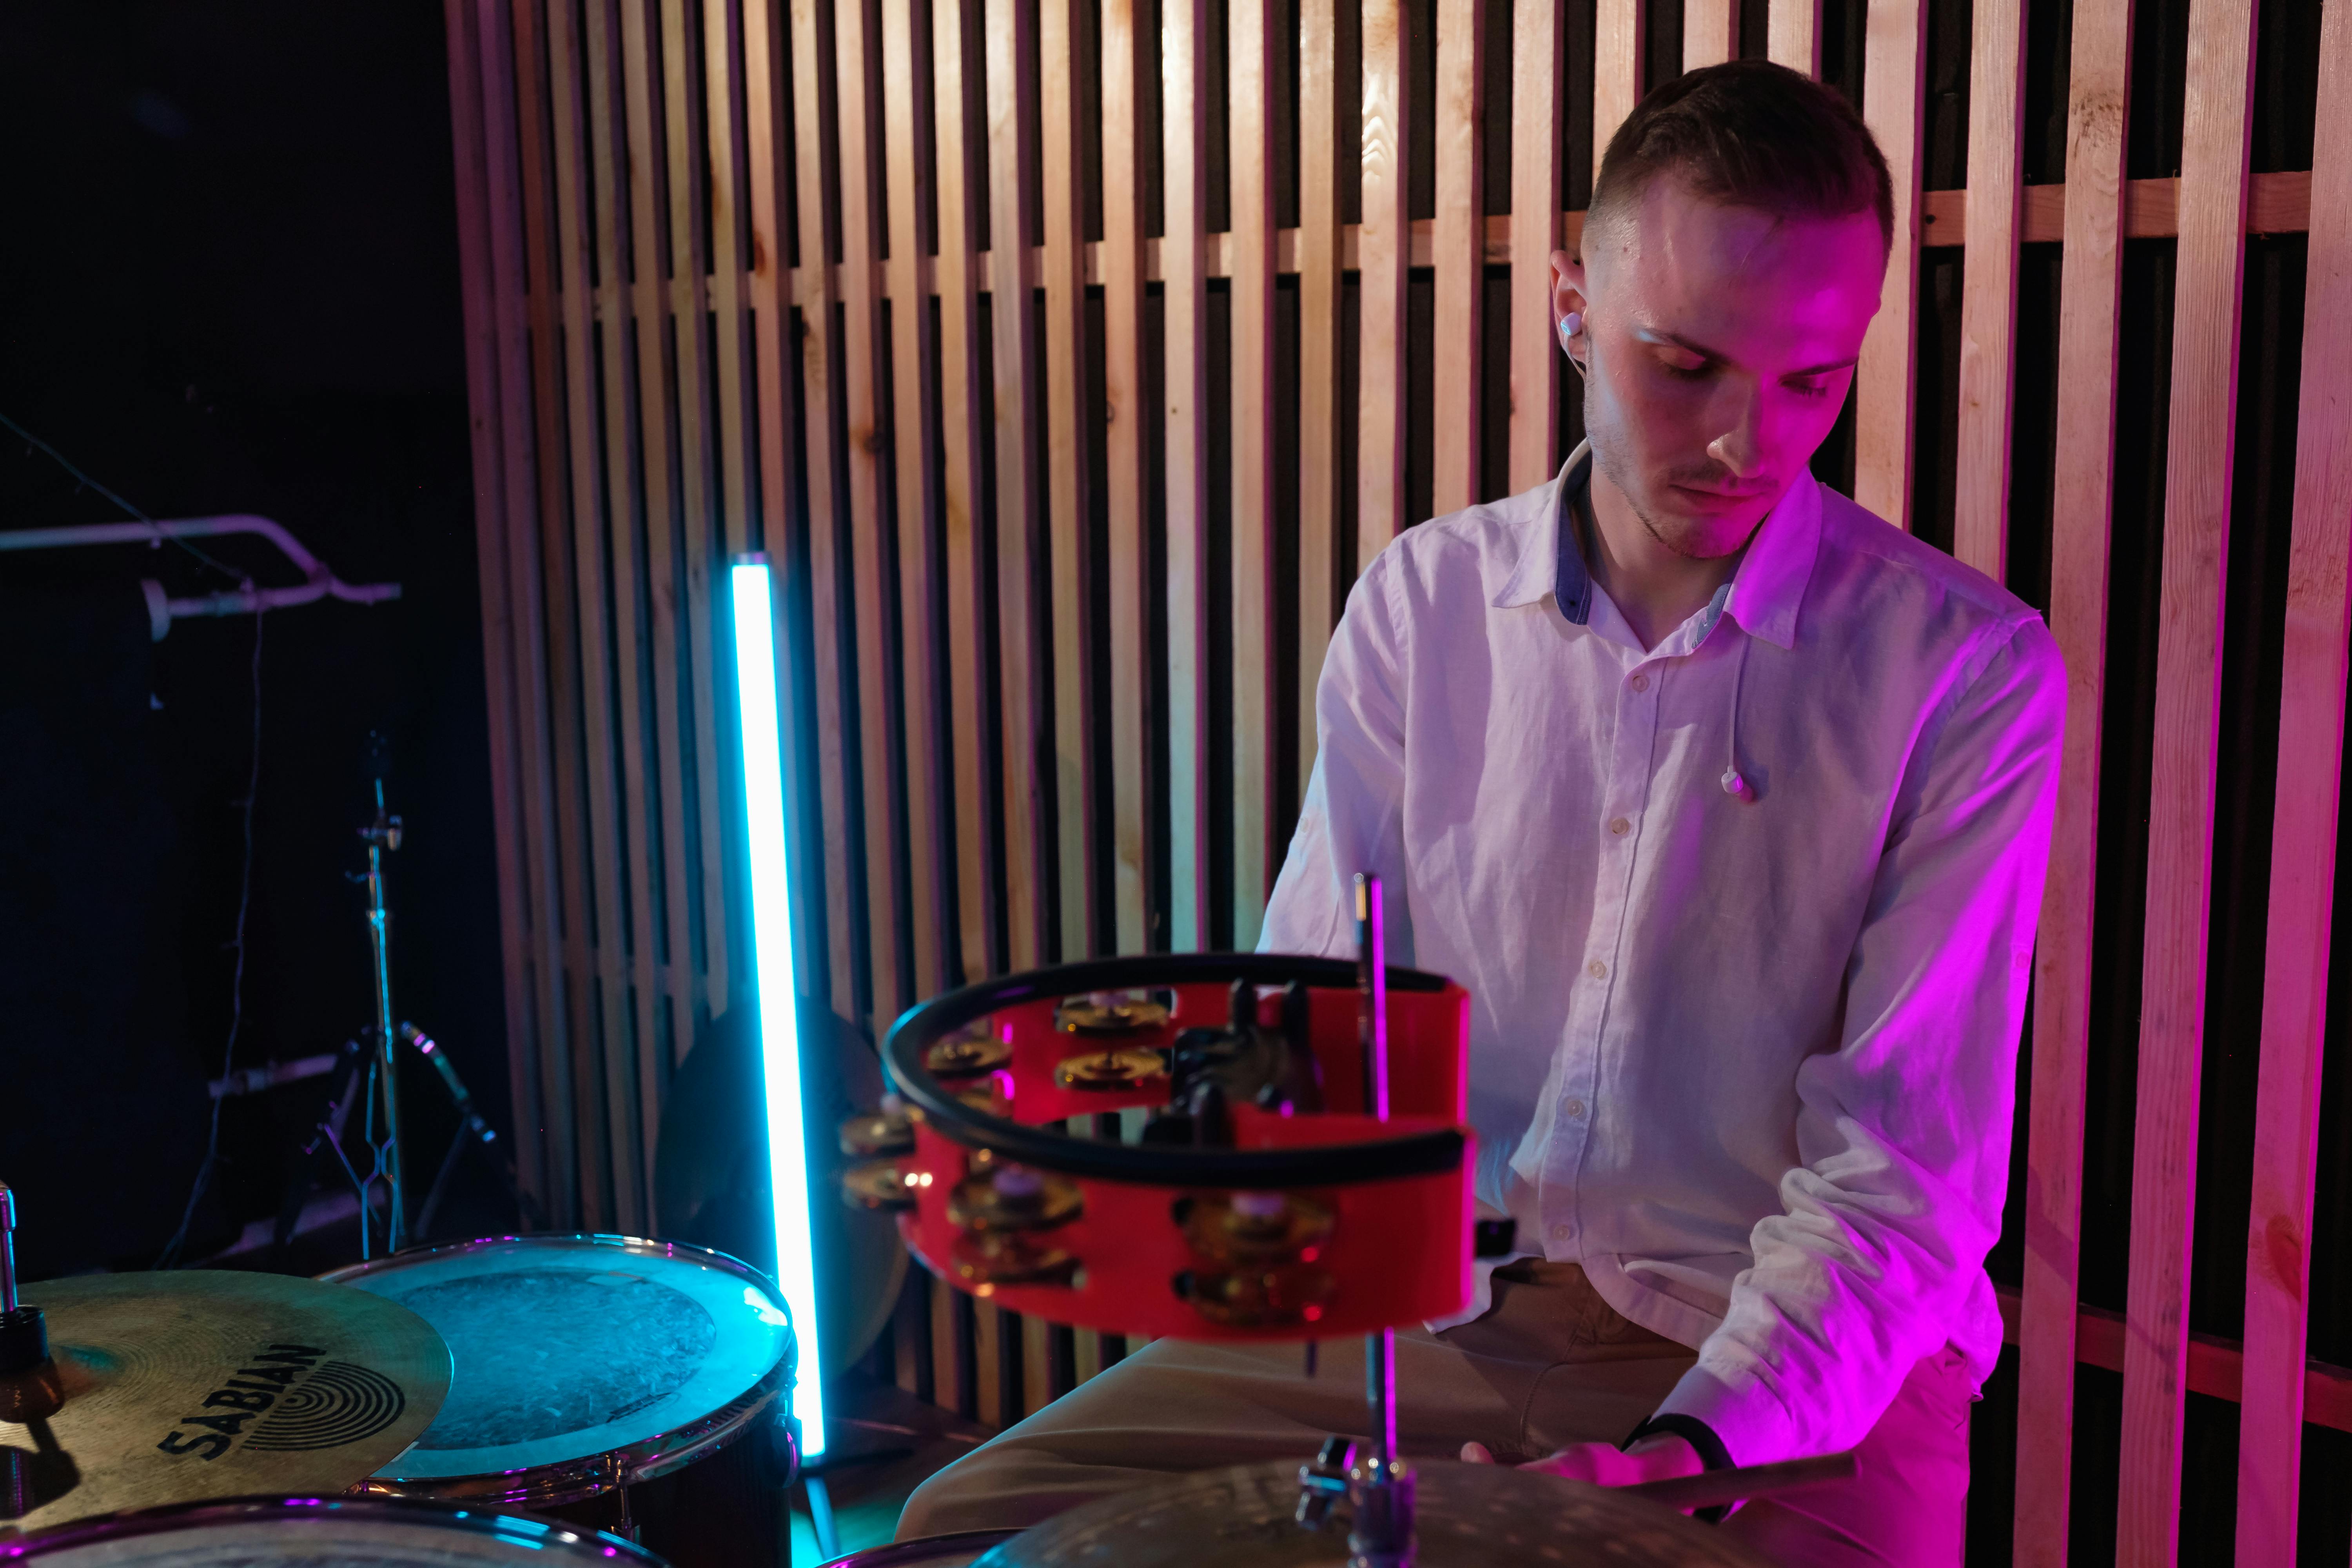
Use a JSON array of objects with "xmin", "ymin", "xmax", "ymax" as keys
[{"xmin": 1458, "ymin": 1435, "xmax": 1704, "ymax": 1488}]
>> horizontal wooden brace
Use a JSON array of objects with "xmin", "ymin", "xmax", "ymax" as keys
[
  {"xmin": 1994, "ymin": 1283, "xmax": 2352, "ymax": 1433},
  {"xmin": 572, "ymin": 171, "xmax": 2316, "ymax": 325}
]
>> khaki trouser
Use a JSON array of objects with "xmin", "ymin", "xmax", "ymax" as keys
[{"xmin": 897, "ymin": 1261, "xmax": 1973, "ymax": 1566}]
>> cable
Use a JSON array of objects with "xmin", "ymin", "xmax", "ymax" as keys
[
  {"xmin": 153, "ymin": 605, "xmax": 265, "ymax": 1269},
  {"xmin": 0, "ymin": 410, "xmax": 242, "ymax": 583}
]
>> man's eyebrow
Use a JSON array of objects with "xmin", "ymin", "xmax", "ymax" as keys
[{"xmin": 1632, "ymin": 326, "xmax": 1859, "ymax": 379}]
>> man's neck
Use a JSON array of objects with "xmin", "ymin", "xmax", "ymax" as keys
[{"xmin": 1578, "ymin": 462, "xmax": 1752, "ymax": 651}]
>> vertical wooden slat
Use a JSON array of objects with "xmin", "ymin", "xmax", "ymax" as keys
[
  {"xmin": 1682, "ymin": 0, "xmax": 1737, "ymax": 70},
  {"xmin": 929, "ymin": 1274, "xmax": 960, "ymax": 1417},
  {"xmin": 2235, "ymin": 18, "xmax": 2352, "ymax": 1559},
  {"xmin": 1357, "ymin": 0, "xmax": 1412, "ymax": 568},
  {"xmin": 881, "ymin": 0, "xmax": 950, "ymax": 1000},
  {"xmin": 974, "ymin": 1287, "xmax": 1003, "ymax": 1423},
  {"xmin": 1296, "ymin": 0, "xmax": 1341, "ymax": 791},
  {"xmin": 1021, "ymin": 1310, "xmax": 1051, "ymax": 1417},
  {"xmin": 445, "ymin": 0, "xmax": 558, "ymax": 1217},
  {"xmin": 1164, "ymin": 0, "xmax": 1212, "ymax": 953},
  {"xmin": 2116, "ymin": 0, "xmax": 2259, "ymax": 1555},
  {"xmin": 838, "ymin": 0, "xmax": 908, "ymax": 1024},
  {"xmin": 1429, "ymin": 0, "xmax": 1483, "ymax": 515},
  {"xmin": 544, "ymin": 0, "xmax": 620, "ymax": 1227},
  {"xmin": 2235, "ymin": 11, "xmax": 2352, "ymax": 1548},
  {"xmin": 697, "ymin": 0, "xmax": 752, "ymax": 1015},
  {"xmin": 1766, "ymin": 0, "xmax": 1822, "ymax": 74},
  {"xmin": 1853, "ymin": 0, "xmax": 1927, "ymax": 532},
  {"xmin": 1950, "ymin": 0, "xmax": 2026, "ymax": 580},
  {"xmin": 705, "ymin": 0, "xmax": 757, "ymax": 564},
  {"xmin": 498, "ymin": 0, "xmax": 586, "ymax": 1223},
  {"xmin": 1592, "ymin": 0, "xmax": 1644, "ymax": 175},
  {"xmin": 618, "ymin": 0, "xmax": 684, "ymax": 1220},
  {"xmin": 987, "ymin": 0, "xmax": 1048, "ymax": 973},
  {"xmin": 1506, "ymin": 0, "xmax": 1563, "ymax": 497},
  {"xmin": 893, "ymin": 1269, "xmax": 924, "ymax": 1396},
  {"xmin": 933, "ymin": 0, "xmax": 994, "ymax": 985},
  {"xmin": 1047, "ymin": 0, "xmax": 1108, "ymax": 957},
  {"xmin": 2012, "ymin": 0, "xmax": 2131, "ymax": 1552},
  {"xmin": 656, "ymin": 0, "xmax": 727, "ymax": 1047},
  {"xmin": 941, "ymin": 0, "xmax": 1013, "ymax": 1410},
  {"xmin": 582, "ymin": 0, "xmax": 651, "ymax": 1228},
  {"xmin": 770, "ymin": 0, "xmax": 860, "ymax": 1011},
  {"xmin": 1231, "ymin": 0, "xmax": 1278, "ymax": 948}
]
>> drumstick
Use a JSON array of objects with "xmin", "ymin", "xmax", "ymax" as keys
[{"xmin": 1617, "ymin": 1449, "xmax": 1860, "ymax": 1512}]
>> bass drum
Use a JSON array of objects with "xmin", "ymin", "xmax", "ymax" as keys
[
  {"xmin": 817, "ymin": 1532, "xmax": 1022, "ymax": 1568},
  {"xmin": 0, "ymin": 1496, "xmax": 666, "ymax": 1568}
]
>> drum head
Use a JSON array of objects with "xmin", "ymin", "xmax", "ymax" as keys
[
  {"xmin": 0, "ymin": 1496, "xmax": 668, "ymax": 1568},
  {"xmin": 323, "ymin": 1237, "xmax": 793, "ymax": 1494}
]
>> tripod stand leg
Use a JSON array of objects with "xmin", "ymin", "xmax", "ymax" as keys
[{"xmin": 414, "ymin": 1128, "xmax": 470, "ymax": 1239}]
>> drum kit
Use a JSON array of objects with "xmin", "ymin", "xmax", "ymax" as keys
[{"xmin": 2, "ymin": 875, "xmax": 1844, "ymax": 1568}]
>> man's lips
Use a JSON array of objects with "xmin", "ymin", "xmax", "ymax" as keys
[{"xmin": 1668, "ymin": 482, "xmax": 1773, "ymax": 510}]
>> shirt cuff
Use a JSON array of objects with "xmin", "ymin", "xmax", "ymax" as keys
[{"xmin": 1653, "ymin": 1364, "xmax": 1801, "ymax": 1470}]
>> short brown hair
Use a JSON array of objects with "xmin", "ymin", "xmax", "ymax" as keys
[{"xmin": 1589, "ymin": 61, "xmax": 1893, "ymax": 255}]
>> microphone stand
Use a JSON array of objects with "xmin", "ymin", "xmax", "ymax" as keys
[{"xmin": 356, "ymin": 740, "xmax": 406, "ymax": 1257}]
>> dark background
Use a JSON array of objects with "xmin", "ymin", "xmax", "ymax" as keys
[{"xmin": 0, "ymin": 0, "xmax": 512, "ymax": 1276}]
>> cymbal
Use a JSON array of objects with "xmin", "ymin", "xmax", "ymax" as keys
[
  {"xmin": 0, "ymin": 1270, "xmax": 451, "ymax": 1535},
  {"xmin": 973, "ymin": 1458, "xmax": 1773, "ymax": 1567}
]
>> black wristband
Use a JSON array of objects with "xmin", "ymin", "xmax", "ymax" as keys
[{"xmin": 1622, "ymin": 1413, "xmax": 1735, "ymax": 1524}]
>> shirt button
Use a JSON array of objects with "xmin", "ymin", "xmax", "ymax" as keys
[
  {"xmin": 1586, "ymin": 959, "xmax": 1607, "ymax": 980},
  {"xmin": 1564, "ymin": 1098, "xmax": 1586, "ymax": 1118},
  {"xmin": 1608, "ymin": 816, "xmax": 1630, "ymax": 836},
  {"xmin": 1630, "ymin": 672, "xmax": 1650, "ymax": 693},
  {"xmin": 1550, "ymin": 1223, "xmax": 1572, "ymax": 1241}
]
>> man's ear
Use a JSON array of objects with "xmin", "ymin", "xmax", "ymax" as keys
[{"xmin": 1549, "ymin": 249, "xmax": 1588, "ymax": 337}]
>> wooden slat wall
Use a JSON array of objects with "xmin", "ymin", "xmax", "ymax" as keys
[{"xmin": 446, "ymin": 0, "xmax": 2348, "ymax": 1552}]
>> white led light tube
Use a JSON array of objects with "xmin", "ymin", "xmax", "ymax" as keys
[{"xmin": 730, "ymin": 557, "xmax": 828, "ymax": 1461}]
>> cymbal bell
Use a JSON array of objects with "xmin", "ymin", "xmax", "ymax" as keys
[
  {"xmin": 0, "ymin": 1270, "xmax": 451, "ymax": 1535},
  {"xmin": 973, "ymin": 1457, "xmax": 1773, "ymax": 1567}
]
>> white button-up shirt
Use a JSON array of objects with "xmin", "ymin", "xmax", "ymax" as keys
[{"xmin": 1261, "ymin": 447, "xmax": 2063, "ymax": 1466}]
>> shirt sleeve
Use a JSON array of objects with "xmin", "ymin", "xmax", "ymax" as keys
[
  {"xmin": 1259, "ymin": 550, "xmax": 1416, "ymax": 964},
  {"xmin": 1654, "ymin": 613, "xmax": 2066, "ymax": 1464}
]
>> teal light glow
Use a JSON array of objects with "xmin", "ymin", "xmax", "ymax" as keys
[{"xmin": 729, "ymin": 557, "xmax": 828, "ymax": 1460}]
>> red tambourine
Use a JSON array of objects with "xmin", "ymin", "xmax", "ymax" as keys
[{"xmin": 840, "ymin": 954, "xmax": 1478, "ymax": 1341}]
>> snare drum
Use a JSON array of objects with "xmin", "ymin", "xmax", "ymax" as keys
[
  {"xmin": 321, "ymin": 1236, "xmax": 795, "ymax": 1508},
  {"xmin": 0, "ymin": 1496, "xmax": 666, "ymax": 1568}
]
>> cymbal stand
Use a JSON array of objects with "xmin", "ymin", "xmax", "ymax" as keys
[
  {"xmin": 402, "ymin": 1023, "xmax": 541, "ymax": 1236},
  {"xmin": 1345, "ymin": 872, "xmax": 1414, "ymax": 1568},
  {"xmin": 355, "ymin": 764, "xmax": 407, "ymax": 1258}
]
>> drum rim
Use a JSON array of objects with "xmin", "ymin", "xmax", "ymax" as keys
[
  {"xmin": 0, "ymin": 1492, "xmax": 665, "ymax": 1564},
  {"xmin": 319, "ymin": 1234, "xmax": 796, "ymax": 1508},
  {"xmin": 814, "ymin": 1528, "xmax": 1022, "ymax": 1567}
]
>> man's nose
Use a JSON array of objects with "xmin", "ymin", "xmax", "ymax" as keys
[{"xmin": 1706, "ymin": 384, "xmax": 1766, "ymax": 479}]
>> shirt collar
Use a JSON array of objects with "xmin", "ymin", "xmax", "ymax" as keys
[{"xmin": 1489, "ymin": 443, "xmax": 1821, "ymax": 650}]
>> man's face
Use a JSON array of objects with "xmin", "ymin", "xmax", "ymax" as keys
[{"xmin": 1556, "ymin": 175, "xmax": 1886, "ymax": 558}]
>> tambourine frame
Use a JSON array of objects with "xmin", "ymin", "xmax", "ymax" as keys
[
  {"xmin": 883, "ymin": 953, "xmax": 1467, "ymax": 1185},
  {"xmin": 878, "ymin": 953, "xmax": 1478, "ymax": 1340}
]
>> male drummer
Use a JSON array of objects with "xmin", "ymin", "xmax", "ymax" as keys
[{"xmin": 899, "ymin": 59, "xmax": 2061, "ymax": 1566}]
